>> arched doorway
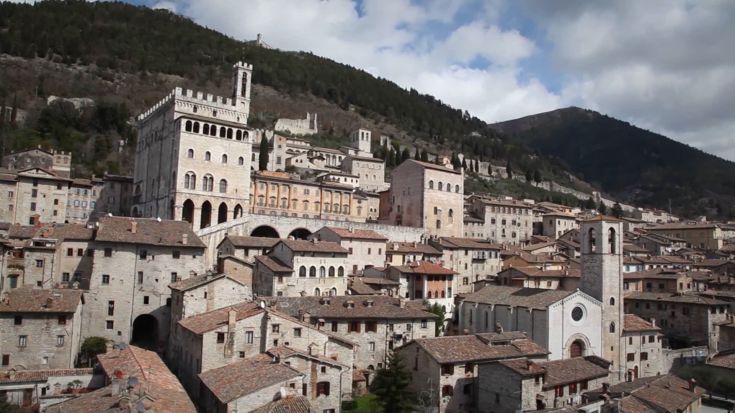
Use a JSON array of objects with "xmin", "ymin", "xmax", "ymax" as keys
[
  {"xmin": 200, "ymin": 201, "xmax": 212, "ymax": 229},
  {"xmin": 233, "ymin": 204, "xmax": 243, "ymax": 219},
  {"xmin": 217, "ymin": 202, "xmax": 228, "ymax": 224},
  {"xmin": 570, "ymin": 340, "xmax": 585, "ymax": 358},
  {"xmin": 131, "ymin": 314, "xmax": 158, "ymax": 350},
  {"xmin": 289, "ymin": 228, "xmax": 311, "ymax": 240},
  {"xmin": 251, "ymin": 225, "xmax": 280, "ymax": 238},
  {"xmin": 182, "ymin": 200, "xmax": 194, "ymax": 224}
]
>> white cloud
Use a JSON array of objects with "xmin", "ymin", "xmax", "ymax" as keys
[
  {"xmin": 157, "ymin": 0, "xmax": 561, "ymax": 128},
  {"xmin": 152, "ymin": 1, "xmax": 177, "ymax": 13}
]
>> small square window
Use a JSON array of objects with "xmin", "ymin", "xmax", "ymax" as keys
[
  {"xmin": 172, "ymin": 251, "xmax": 181, "ymax": 259},
  {"xmin": 14, "ymin": 316, "xmax": 22, "ymax": 325},
  {"xmin": 106, "ymin": 320, "xmax": 114, "ymax": 330},
  {"xmin": 104, "ymin": 248, "xmax": 112, "ymax": 257},
  {"xmin": 272, "ymin": 324, "xmax": 280, "ymax": 333},
  {"xmin": 294, "ymin": 328, "xmax": 302, "ymax": 337},
  {"xmin": 56, "ymin": 335, "xmax": 65, "ymax": 347},
  {"xmin": 143, "ymin": 296, "xmax": 150, "ymax": 305},
  {"xmin": 58, "ymin": 315, "xmax": 66, "ymax": 325},
  {"xmin": 217, "ymin": 332, "xmax": 225, "ymax": 344},
  {"xmin": 18, "ymin": 335, "xmax": 27, "ymax": 347},
  {"xmin": 102, "ymin": 274, "xmax": 110, "ymax": 285}
]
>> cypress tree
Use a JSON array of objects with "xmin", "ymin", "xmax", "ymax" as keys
[
  {"xmin": 370, "ymin": 353, "xmax": 416, "ymax": 413},
  {"xmin": 258, "ymin": 136, "xmax": 269, "ymax": 171},
  {"xmin": 420, "ymin": 149, "xmax": 429, "ymax": 162}
]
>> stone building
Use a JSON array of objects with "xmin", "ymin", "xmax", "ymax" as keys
[
  {"xmin": 274, "ymin": 112, "xmax": 318, "ymax": 135},
  {"xmin": 477, "ymin": 356, "xmax": 610, "ymax": 411},
  {"xmin": 341, "ymin": 155, "xmax": 387, "ymax": 192},
  {"xmin": 382, "ymin": 160, "xmax": 464, "ymax": 238},
  {"xmin": 430, "ymin": 237, "xmax": 502, "ymax": 295},
  {"xmin": 388, "ymin": 261, "xmax": 455, "ymax": 312},
  {"xmin": 12, "ymin": 168, "xmax": 70, "ymax": 225},
  {"xmin": 46, "ymin": 344, "xmax": 196, "ymax": 413},
  {"xmin": 250, "ymin": 171, "xmax": 366, "ymax": 223},
  {"xmin": 495, "ymin": 267, "xmax": 581, "ymax": 291},
  {"xmin": 647, "ymin": 222, "xmax": 727, "ymax": 251},
  {"xmin": 216, "ymin": 235, "xmax": 278, "ymax": 281},
  {"xmin": 66, "ymin": 177, "xmax": 104, "ymax": 224},
  {"xmin": 96, "ymin": 174, "xmax": 134, "ymax": 218},
  {"xmin": 581, "ymin": 374, "xmax": 704, "ymax": 413},
  {"xmin": 266, "ymin": 295, "xmax": 437, "ymax": 370},
  {"xmin": 624, "ymin": 292, "xmax": 728, "ymax": 349},
  {"xmin": 397, "ymin": 332, "xmax": 548, "ymax": 413},
  {"xmin": 132, "ymin": 61, "xmax": 254, "ymax": 228},
  {"xmin": 2, "ymin": 148, "xmax": 72, "ymax": 178},
  {"xmin": 0, "ymin": 368, "xmax": 98, "ymax": 410},
  {"xmin": 386, "ymin": 242, "xmax": 442, "ymax": 266},
  {"xmin": 173, "ymin": 301, "xmax": 354, "ymax": 401},
  {"xmin": 83, "ymin": 217, "xmax": 206, "ymax": 349},
  {"xmin": 542, "ymin": 212, "xmax": 578, "ymax": 239},
  {"xmin": 253, "ymin": 239, "xmax": 350, "ymax": 297},
  {"xmin": 0, "ymin": 288, "xmax": 84, "ymax": 370},
  {"xmin": 467, "ymin": 195, "xmax": 534, "ymax": 245},
  {"xmin": 621, "ymin": 314, "xmax": 664, "ymax": 381},
  {"xmin": 311, "ymin": 226, "xmax": 388, "ymax": 275}
]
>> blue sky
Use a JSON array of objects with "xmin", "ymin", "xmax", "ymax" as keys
[{"xmin": 52, "ymin": 0, "xmax": 735, "ymax": 160}]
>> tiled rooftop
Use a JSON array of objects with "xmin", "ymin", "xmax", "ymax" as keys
[{"xmin": 0, "ymin": 288, "xmax": 83, "ymax": 313}]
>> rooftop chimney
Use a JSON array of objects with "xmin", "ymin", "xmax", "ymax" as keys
[
  {"xmin": 689, "ymin": 378, "xmax": 697, "ymax": 392},
  {"xmin": 228, "ymin": 310, "xmax": 236, "ymax": 332},
  {"xmin": 182, "ymin": 233, "xmax": 188, "ymax": 245},
  {"xmin": 365, "ymin": 299, "xmax": 374, "ymax": 307},
  {"xmin": 130, "ymin": 221, "xmax": 138, "ymax": 234}
]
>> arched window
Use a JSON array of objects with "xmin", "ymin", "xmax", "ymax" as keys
[
  {"xmin": 309, "ymin": 267, "xmax": 316, "ymax": 277},
  {"xmin": 236, "ymin": 130, "xmax": 242, "ymax": 140},
  {"xmin": 184, "ymin": 172, "xmax": 196, "ymax": 190},
  {"xmin": 193, "ymin": 122, "xmax": 200, "ymax": 133},
  {"xmin": 337, "ymin": 267, "xmax": 344, "ymax": 277},
  {"xmin": 203, "ymin": 124, "xmax": 210, "ymax": 135},
  {"xmin": 319, "ymin": 266, "xmax": 326, "ymax": 277},
  {"xmin": 441, "ymin": 290, "xmax": 446, "ymax": 298},
  {"xmin": 187, "ymin": 149, "xmax": 194, "ymax": 158},
  {"xmin": 329, "ymin": 267, "xmax": 335, "ymax": 277},
  {"xmin": 455, "ymin": 184, "xmax": 460, "ymax": 193},
  {"xmin": 299, "ymin": 266, "xmax": 306, "ymax": 277},
  {"xmin": 448, "ymin": 209, "xmax": 454, "ymax": 223},
  {"xmin": 219, "ymin": 127, "xmax": 226, "ymax": 138},
  {"xmin": 314, "ymin": 288, "xmax": 321, "ymax": 297},
  {"xmin": 210, "ymin": 125, "xmax": 217, "ymax": 136},
  {"xmin": 203, "ymin": 174, "xmax": 214, "ymax": 192},
  {"xmin": 330, "ymin": 288, "xmax": 337, "ymax": 296},
  {"xmin": 442, "ymin": 385, "xmax": 453, "ymax": 397},
  {"xmin": 429, "ymin": 180, "xmax": 434, "ymax": 189},
  {"xmin": 438, "ymin": 182, "xmax": 443, "ymax": 191},
  {"xmin": 485, "ymin": 311, "xmax": 489, "ymax": 328},
  {"xmin": 609, "ymin": 322, "xmax": 616, "ymax": 333},
  {"xmin": 427, "ymin": 291, "xmax": 433, "ymax": 299},
  {"xmin": 610, "ymin": 297, "xmax": 616, "ymax": 306},
  {"xmin": 608, "ymin": 228, "xmax": 617, "ymax": 254},
  {"xmin": 446, "ymin": 183, "xmax": 451, "ymax": 192},
  {"xmin": 205, "ymin": 151, "xmax": 211, "ymax": 161},
  {"xmin": 588, "ymin": 228, "xmax": 597, "ymax": 253},
  {"xmin": 238, "ymin": 156, "xmax": 244, "ymax": 165},
  {"xmin": 227, "ymin": 128, "xmax": 233, "ymax": 139},
  {"xmin": 185, "ymin": 120, "xmax": 192, "ymax": 132},
  {"xmin": 221, "ymin": 154, "xmax": 228, "ymax": 164},
  {"xmin": 219, "ymin": 179, "xmax": 228, "ymax": 193}
]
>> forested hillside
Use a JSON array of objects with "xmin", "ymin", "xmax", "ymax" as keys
[{"xmin": 493, "ymin": 107, "xmax": 735, "ymax": 218}]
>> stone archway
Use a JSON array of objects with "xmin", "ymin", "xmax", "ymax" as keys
[
  {"xmin": 233, "ymin": 204, "xmax": 243, "ymax": 219},
  {"xmin": 200, "ymin": 201, "xmax": 212, "ymax": 229},
  {"xmin": 570, "ymin": 340, "xmax": 585, "ymax": 358},
  {"xmin": 251, "ymin": 225, "xmax": 280, "ymax": 238},
  {"xmin": 564, "ymin": 334, "xmax": 592, "ymax": 359},
  {"xmin": 217, "ymin": 202, "xmax": 228, "ymax": 224},
  {"xmin": 131, "ymin": 314, "xmax": 158, "ymax": 351},
  {"xmin": 182, "ymin": 200, "xmax": 194, "ymax": 224},
  {"xmin": 289, "ymin": 228, "xmax": 311, "ymax": 240}
]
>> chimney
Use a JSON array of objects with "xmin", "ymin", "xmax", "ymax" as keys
[
  {"xmin": 227, "ymin": 310, "xmax": 236, "ymax": 332},
  {"xmin": 302, "ymin": 312, "xmax": 311, "ymax": 323},
  {"xmin": 365, "ymin": 299, "xmax": 374, "ymax": 307},
  {"xmin": 130, "ymin": 221, "xmax": 137, "ymax": 234},
  {"xmin": 44, "ymin": 297, "xmax": 53, "ymax": 308},
  {"xmin": 650, "ymin": 317, "xmax": 656, "ymax": 327},
  {"xmin": 495, "ymin": 321, "xmax": 504, "ymax": 334},
  {"xmin": 399, "ymin": 300, "xmax": 406, "ymax": 308},
  {"xmin": 689, "ymin": 378, "xmax": 697, "ymax": 392},
  {"xmin": 602, "ymin": 382, "xmax": 610, "ymax": 394},
  {"xmin": 182, "ymin": 233, "xmax": 188, "ymax": 245},
  {"xmin": 312, "ymin": 238, "xmax": 318, "ymax": 244}
]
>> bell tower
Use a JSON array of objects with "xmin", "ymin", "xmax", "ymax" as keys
[
  {"xmin": 580, "ymin": 216, "xmax": 625, "ymax": 382},
  {"xmin": 232, "ymin": 61, "xmax": 253, "ymax": 123}
]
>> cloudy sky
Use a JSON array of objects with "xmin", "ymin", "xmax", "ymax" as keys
[{"xmin": 25, "ymin": 0, "xmax": 735, "ymax": 159}]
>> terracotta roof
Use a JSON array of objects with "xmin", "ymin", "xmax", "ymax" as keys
[
  {"xmin": 278, "ymin": 239, "xmax": 348, "ymax": 254},
  {"xmin": 320, "ymin": 226, "xmax": 388, "ymax": 241},
  {"xmin": 472, "ymin": 195, "xmax": 532, "ymax": 209},
  {"xmin": 475, "ymin": 331, "xmax": 529, "ymax": 343},
  {"xmin": 255, "ymin": 255, "xmax": 293, "ymax": 273},
  {"xmin": 222, "ymin": 235, "xmax": 280, "ymax": 249},
  {"xmin": 625, "ymin": 292, "xmax": 729, "ymax": 305},
  {"xmin": 708, "ymin": 351, "xmax": 735, "ymax": 370},
  {"xmin": 403, "ymin": 159, "xmax": 461, "ymax": 174},
  {"xmin": 168, "ymin": 273, "xmax": 248, "ymax": 291},
  {"xmin": 437, "ymin": 237, "xmax": 501, "ymax": 250},
  {"xmin": 267, "ymin": 295, "xmax": 437, "ymax": 320},
  {"xmin": 387, "ymin": 242, "xmax": 442, "ymax": 255},
  {"xmin": 199, "ymin": 353, "xmax": 303, "ymax": 404},
  {"xmin": 463, "ymin": 285, "xmax": 574, "ymax": 309},
  {"xmin": 0, "ymin": 368, "xmax": 93, "ymax": 384},
  {"xmin": 411, "ymin": 335, "xmax": 547, "ymax": 364},
  {"xmin": 391, "ymin": 261, "xmax": 455, "ymax": 275},
  {"xmin": 0, "ymin": 288, "xmax": 83, "ymax": 313},
  {"xmin": 266, "ymin": 346, "xmax": 347, "ymax": 368},
  {"xmin": 539, "ymin": 356, "xmax": 610, "ymax": 389},
  {"xmin": 349, "ymin": 279, "xmax": 379, "ymax": 295},
  {"xmin": 8, "ymin": 224, "xmax": 41, "ymax": 239},
  {"xmin": 72, "ymin": 345, "xmax": 197, "ymax": 413},
  {"xmin": 250, "ymin": 395, "xmax": 312, "ymax": 413},
  {"xmin": 581, "ymin": 214, "xmax": 622, "ymax": 222},
  {"xmin": 623, "ymin": 314, "xmax": 661, "ymax": 332},
  {"xmin": 648, "ymin": 222, "xmax": 720, "ymax": 230},
  {"xmin": 95, "ymin": 217, "xmax": 205, "ymax": 248},
  {"xmin": 500, "ymin": 267, "xmax": 580, "ymax": 279},
  {"xmin": 360, "ymin": 277, "xmax": 400, "ymax": 286},
  {"xmin": 179, "ymin": 302, "xmax": 264, "ymax": 335},
  {"xmin": 587, "ymin": 375, "xmax": 704, "ymax": 412}
]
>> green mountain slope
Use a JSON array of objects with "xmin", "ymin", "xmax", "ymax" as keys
[
  {"xmin": 0, "ymin": 0, "xmax": 569, "ymax": 187},
  {"xmin": 492, "ymin": 107, "xmax": 735, "ymax": 218}
]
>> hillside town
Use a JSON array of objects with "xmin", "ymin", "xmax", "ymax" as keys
[{"xmin": 0, "ymin": 61, "xmax": 733, "ymax": 413}]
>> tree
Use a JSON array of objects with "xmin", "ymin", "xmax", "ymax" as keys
[
  {"xmin": 420, "ymin": 149, "xmax": 429, "ymax": 162},
  {"xmin": 451, "ymin": 152, "xmax": 461, "ymax": 169},
  {"xmin": 80, "ymin": 336, "xmax": 107, "ymax": 367},
  {"xmin": 370, "ymin": 353, "xmax": 416, "ymax": 413},
  {"xmin": 525, "ymin": 169, "xmax": 533, "ymax": 183},
  {"xmin": 487, "ymin": 162, "xmax": 492, "ymax": 176},
  {"xmin": 401, "ymin": 147, "xmax": 411, "ymax": 163},
  {"xmin": 258, "ymin": 136, "xmax": 269, "ymax": 171},
  {"xmin": 534, "ymin": 169, "xmax": 542, "ymax": 184},
  {"xmin": 394, "ymin": 148, "xmax": 402, "ymax": 166},
  {"xmin": 414, "ymin": 148, "xmax": 420, "ymax": 160},
  {"xmin": 598, "ymin": 201, "xmax": 608, "ymax": 215},
  {"xmin": 506, "ymin": 161, "xmax": 513, "ymax": 179},
  {"xmin": 462, "ymin": 157, "xmax": 467, "ymax": 170},
  {"xmin": 473, "ymin": 159, "xmax": 479, "ymax": 173},
  {"xmin": 584, "ymin": 197, "xmax": 597, "ymax": 210},
  {"xmin": 612, "ymin": 202, "xmax": 624, "ymax": 218},
  {"xmin": 428, "ymin": 303, "xmax": 446, "ymax": 336}
]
